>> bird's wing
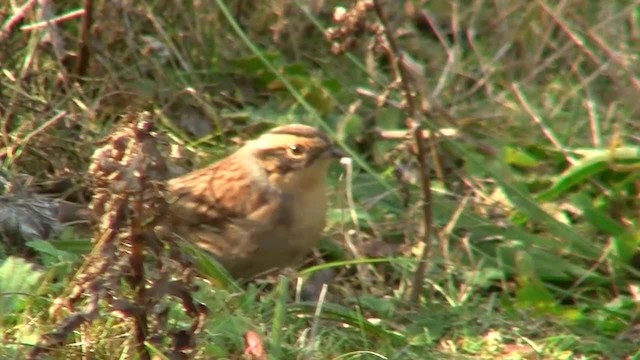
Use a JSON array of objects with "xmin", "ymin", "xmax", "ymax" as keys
[{"xmin": 163, "ymin": 155, "xmax": 287, "ymax": 261}]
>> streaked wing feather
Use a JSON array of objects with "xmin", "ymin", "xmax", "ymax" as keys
[{"xmin": 164, "ymin": 155, "xmax": 284, "ymax": 265}]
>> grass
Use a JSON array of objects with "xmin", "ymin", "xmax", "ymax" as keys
[{"xmin": 2, "ymin": 0, "xmax": 640, "ymax": 359}]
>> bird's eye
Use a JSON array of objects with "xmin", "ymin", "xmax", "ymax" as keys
[{"xmin": 287, "ymin": 144, "xmax": 305, "ymax": 157}]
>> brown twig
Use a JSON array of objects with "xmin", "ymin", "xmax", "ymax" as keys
[
  {"xmin": 75, "ymin": 0, "xmax": 92, "ymax": 77},
  {"xmin": 510, "ymin": 83, "xmax": 576, "ymax": 165},
  {"xmin": 582, "ymin": 27, "xmax": 640, "ymax": 93},
  {"xmin": 0, "ymin": 0, "xmax": 37, "ymax": 43},
  {"xmin": 19, "ymin": 9, "xmax": 85, "ymax": 31},
  {"xmin": 370, "ymin": 0, "xmax": 434, "ymax": 303},
  {"xmin": 536, "ymin": 0, "xmax": 636, "ymax": 93},
  {"xmin": 130, "ymin": 147, "xmax": 149, "ymax": 360},
  {"xmin": 375, "ymin": 128, "xmax": 458, "ymax": 141},
  {"xmin": 370, "ymin": 1, "xmax": 417, "ymax": 117},
  {"xmin": 2, "ymin": 111, "xmax": 67, "ymax": 165},
  {"xmin": 37, "ymin": 0, "xmax": 69, "ymax": 84}
]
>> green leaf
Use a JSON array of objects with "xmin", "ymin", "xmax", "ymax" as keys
[
  {"xmin": 270, "ymin": 276, "xmax": 289, "ymax": 358},
  {"xmin": 514, "ymin": 251, "xmax": 557, "ymax": 314},
  {"xmin": 537, "ymin": 147, "xmax": 640, "ymax": 202},
  {"xmin": 359, "ymin": 295, "xmax": 395, "ymax": 318},
  {"xmin": 571, "ymin": 192, "xmax": 639, "ymax": 268},
  {"xmin": 503, "ymin": 146, "xmax": 540, "ymax": 168},
  {"xmin": 282, "ymin": 63, "xmax": 310, "ymax": 76},
  {"xmin": 179, "ymin": 242, "xmax": 241, "ymax": 292},
  {"xmin": 611, "ymin": 229, "xmax": 640, "ymax": 267},
  {"xmin": 229, "ymin": 53, "xmax": 281, "ymax": 74},
  {"xmin": 50, "ymin": 239, "xmax": 93, "ymax": 255},
  {"xmin": 26, "ymin": 239, "xmax": 74, "ymax": 261},
  {"xmin": 571, "ymin": 193, "xmax": 626, "ymax": 236},
  {"xmin": 0, "ymin": 257, "xmax": 44, "ymax": 323},
  {"xmin": 495, "ymin": 243, "xmax": 605, "ymax": 284},
  {"xmin": 494, "ymin": 162, "xmax": 599, "ymax": 258}
]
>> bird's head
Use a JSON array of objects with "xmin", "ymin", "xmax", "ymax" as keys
[{"xmin": 244, "ymin": 124, "xmax": 343, "ymax": 192}]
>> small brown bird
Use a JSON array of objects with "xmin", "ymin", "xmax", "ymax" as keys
[{"xmin": 161, "ymin": 124, "xmax": 342, "ymax": 279}]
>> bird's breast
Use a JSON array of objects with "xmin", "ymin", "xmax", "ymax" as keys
[{"xmin": 286, "ymin": 184, "xmax": 328, "ymax": 250}]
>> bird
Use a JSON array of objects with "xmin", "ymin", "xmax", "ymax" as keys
[{"xmin": 158, "ymin": 124, "xmax": 343, "ymax": 280}]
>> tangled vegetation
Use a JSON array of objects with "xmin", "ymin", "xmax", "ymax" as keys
[{"xmin": 1, "ymin": 0, "xmax": 639, "ymax": 359}]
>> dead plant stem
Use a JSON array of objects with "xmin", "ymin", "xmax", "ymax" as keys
[{"xmin": 371, "ymin": 0, "xmax": 433, "ymax": 303}]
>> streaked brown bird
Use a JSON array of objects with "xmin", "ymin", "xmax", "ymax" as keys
[{"xmin": 159, "ymin": 124, "xmax": 342, "ymax": 279}]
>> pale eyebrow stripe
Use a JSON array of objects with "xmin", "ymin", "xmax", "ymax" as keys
[{"xmin": 268, "ymin": 126, "xmax": 330, "ymax": 143}]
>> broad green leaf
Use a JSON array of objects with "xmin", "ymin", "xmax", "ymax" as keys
[
  {"xmin": 537, "ymin": 147, "xmax": 640, "ymax": 202},
  {"xmin": 571, "ymin": 192, "xmax": 639, "ymax": 268},
  {"xmin": 25, "ymin": 239, "xmax": 74, "ymax": 261},
  {"xmin": 503, "ymin": 146, "xmax": 541, "ymax": 168},
  {"xmin": 180, "ymin": 242, "xmax": 241, "ymax": 292},
  {"xmin": 611, "ymin": 229, "xmax": 640, "ymax": 268},
  {"xmin": 359, "ymin": 295, "xmax": 395, "ymax": 318},
  {"xmin": 571, "ymin": 193, "xmax": 626, "ymax": 236},
  {"xmin": 495, "ymin": 243, "xmax": 606, "ymax": 284},
  {"xmin": 229, "ymin": 52, "xmax": 281, "ymax": 74},
  {"xmin": 494, "ymin": 161, "xmax": 599, "ymax": 258},
  {"xmin": 49, "ymin": 239, "xmax": 93, "ymax": 255},
  {"xmin": 514, "ymin": 251, "xmax": 556, "ymax": 314},
  {"xmin": 0, "ymin": 257, "xmax": 44, "ymax": 323}
]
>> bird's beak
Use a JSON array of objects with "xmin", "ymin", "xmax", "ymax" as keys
[{"xmin": 328, "ymin": 145, "xmax": 345, "ymax": 159}]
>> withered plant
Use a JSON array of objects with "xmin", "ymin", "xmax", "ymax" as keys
[
  {"xmin": 326, "ymin": 0, "xmax": 443, "ymax": 303},
  {"xmin": 30, "ymin": 112, "xmax": 207, "ymax": 360}
]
